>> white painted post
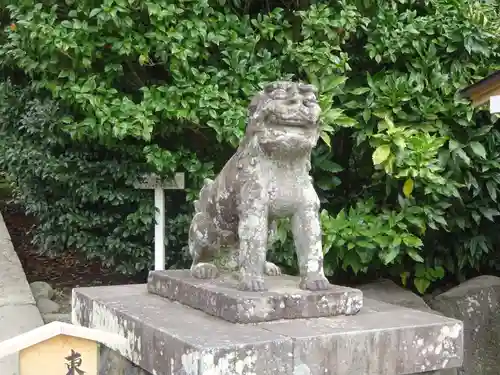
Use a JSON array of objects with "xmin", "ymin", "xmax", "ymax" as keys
[
  {"xmin": 134, "ymin": 172, "xmax": 185, "ymax": 270},
  {"xmin": 154, "ymin": 187, "xmax": 165, "ymax": 270},
  {"xmin": 490, "ymin": 95, "xmax": 500, "ymax": 114}
]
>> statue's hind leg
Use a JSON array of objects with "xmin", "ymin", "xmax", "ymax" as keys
[
  {"xmin": 265, "ymin": 261, "xmax": 281, "ymax": 276},
  {"xmin": 265, "ymin": 219, "xmax": 281, "ymax": 276},
  {"xmin": 189, "ymin": 212, "xmax": 219, "ymax": 279}
]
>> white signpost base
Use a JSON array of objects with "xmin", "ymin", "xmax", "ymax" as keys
[
  {"xmin": 134, "ymin": 172, "xmax": 185, "ymax": 271},
  {"xmin": 154, "ymin": 188, "xmax": 165, "ymax": 270}
]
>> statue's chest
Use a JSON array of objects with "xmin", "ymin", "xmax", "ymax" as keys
[{"xmin": 265, "ymin": 164, "xmax": 308, "ymax": 217}]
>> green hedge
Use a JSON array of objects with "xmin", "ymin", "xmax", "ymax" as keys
[{"xmin": 1, "ymin": 0, "xmax": 500, "ymax": 292}]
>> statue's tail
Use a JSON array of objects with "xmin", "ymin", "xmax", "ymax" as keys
[{"xmin": 194, "ymin": 178, "xmax": 214, "ymax": 213}]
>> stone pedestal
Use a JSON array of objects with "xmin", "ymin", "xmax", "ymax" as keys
[
  {"xmin": 72, "ymin": 277, "xmax": 464, "ymax": 375},
  {"xmin": 147, "ymin": 270, "xmax": 363, "ymax": 323}
]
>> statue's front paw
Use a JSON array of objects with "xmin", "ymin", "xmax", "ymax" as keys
[
  {"xmin": 265, "ymin": 261, "xmax": 282, "ymax": 276},
  {"xmin": 299, "ymin": 275, "xmax": 331, "ymax": 291},
  {"xmin": 238, "ymin": 276, "xmax": 267, "ymax": 292},
  {"xmin": 191, "ymin": 263, "xmax": 219, "ymax": 279}
]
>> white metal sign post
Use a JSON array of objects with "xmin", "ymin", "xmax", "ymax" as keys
[{"xmin": 134, "ymin": 172, "xmax": 185, "ymax": 270}]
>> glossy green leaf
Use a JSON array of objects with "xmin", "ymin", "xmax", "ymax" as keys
[
  {"xmin": 414, "ymin": 278, "xmax": 431, "ymax": 294},
  {"xmin": 407, "ymin": 249, "xmax": 424, "ymax": 262},
  {"xmin": 403, "ymin": 178, "xmax": 414, "ymax": 198},
  {"xmin": 372, "ymin": 145, "xmax": 391, "ymax": 165},
  {"xmin": 470, "ymin": 141, "xmax": 486, "ymax": 159}
]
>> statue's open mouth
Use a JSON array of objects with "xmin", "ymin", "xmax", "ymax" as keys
[
  {"xmin": 272, "ymin": 124, "xmax": 310, "ymax": 135},
  {"xmin": 261, "ymin": 125, "xmax": 311, "ymax": 143},
  {"xmin": 268, "ymin": 112, "xmax": 316, "ymax": 129}
]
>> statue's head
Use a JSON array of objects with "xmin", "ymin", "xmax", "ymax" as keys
[{"xmin": 244, "ymin": 81, "xmax": 321, "ymax": 155}]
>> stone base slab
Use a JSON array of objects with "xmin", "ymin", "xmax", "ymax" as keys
[
  {"xmin": 147, "ymin": 269, "xmax": 363, "ymax": 323},
  {"xmin": 72, "ymin": 284, "xmax": 463, "ymax": 375}
]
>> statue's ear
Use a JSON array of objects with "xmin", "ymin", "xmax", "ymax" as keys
[
  {"xmin": 244, "ymin": 92, "xmax": 263, "ymax": 136},
  {"xmin": 248, "ymin": 92, "xmax": 263, "ymax": 118}
]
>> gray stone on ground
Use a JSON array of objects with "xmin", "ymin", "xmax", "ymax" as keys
[
  {"xmin": 30, "ymin": 281, "xmax": 54, "ymax": 301},
  {"xmin": 0, "ymin": 236, "xmax": 36, "ymax": 307},
  {"xmin": 0, "ymin": 211, "xmax": 44, "ymax": 375},
  {"xmin": 359, "ymin": 278, "xmax": 433, "ymax": 312},
  {"xmin": 429, "ymin": 275, "xmax": 500, "ymax": 375},
  {"xmin": 36, "ymin": 297, "xmax": 60, "ymax": 314},
  {"xmin": 148, "ymin": 269, "xmax": 362, "ymax": 323},
  {"xmin": 42, "ymin": 312, "xmax": 71, "ymax": 324}
]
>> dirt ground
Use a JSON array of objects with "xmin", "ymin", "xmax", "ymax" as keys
[{"xmin": 0, "ymin": 199, "xmax": 146, "ymax": 313}]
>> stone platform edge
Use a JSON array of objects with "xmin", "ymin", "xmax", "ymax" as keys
[
  {"xmin": 147, "ymin": 269, "xmax": 363, "ymax": 323},
  {"xmin": 72, "ymin": 283, "xmax": 464, "ymax": 375},
  {"xmin": 0, "ymin": 211, "xmax": 44, "ymax": 375}
]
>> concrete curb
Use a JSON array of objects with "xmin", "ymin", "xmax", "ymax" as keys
[{"xmin": 0, "ymin": 211, "xmax": 43, "ymax": 375}]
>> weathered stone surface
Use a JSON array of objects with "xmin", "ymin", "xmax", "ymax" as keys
[
  {"xmin": 36, "ymin": 297, "xmax": 60, "ymax": 314},
  {"xmin": 0, "ymin": 213, "xmax": 36, "ymax": 308},
  {"xmin": 29, "ymin": 281, "xmax": 54, "ymax": 301},
  {"xmin": 429, "ymin": 275, "xmax": 500, "ymax": 375},
  {"xmin": 359, "ymin": 279, "xmax": 434, "ymax": 312},
  {"xmin": 97, "ymin": 345, "xmax": 457, "ymax": 375},
  {"xmin": 99, "ymin": 346, "xmax": 151, "ymax": 375},
  {"xmin": 73, "ymin": 284, "xmax": 293, "ymax": 375},
  {"xmin": 73, "ymin": 284, "xmax": 463, "ymax": 375},
  {"xmin": 188, "ymin": 81, "xmax": 332, "ymax": 293},
  {"xmin": 359, "ymin": 282, "xmax": 456, "ymax": 375},
  {"xmin": 147, "ymin": 269, "xmax": 362, "ymax": 323},
  {"xmin": 0, "ymin": 211, "xmax": 44, "ymax": 375},
  {"xmin": 0, "ymin": 304, "xmax": 44, "ymax": 375},
  {"xmin": 261, "ymin": 305, "xmax": 462, "ymax": 375}
]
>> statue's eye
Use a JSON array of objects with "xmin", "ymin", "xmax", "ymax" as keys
[{"xmin": 303, "ymin": 96, "xmax": 317, "ymax": 106}]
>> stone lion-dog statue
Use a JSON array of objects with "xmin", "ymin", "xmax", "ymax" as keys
[{"xmin": 188, "ymin": 81, "xmax": 330, "ymax": 292}]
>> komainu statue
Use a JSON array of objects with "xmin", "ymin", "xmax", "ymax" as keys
[{"xmin": 188, "ymin": 81, "xmax": 331, "ymax": 292}]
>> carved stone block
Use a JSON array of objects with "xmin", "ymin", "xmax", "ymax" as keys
[{"xmin": 147, "ymin": 269, "xmax": 363, "ymax": 323}]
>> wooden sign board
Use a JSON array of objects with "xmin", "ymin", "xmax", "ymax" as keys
[
  {"xmin": 133, "ymin": 172, "xmax": 185, "ymax": 190},
  {"xmin": 0, "ymin": 322, "xmax": 126, "ymax": 375},
  {"xmin": 20, "ymin": 335, "xmax": 97, "ymax": 375}
]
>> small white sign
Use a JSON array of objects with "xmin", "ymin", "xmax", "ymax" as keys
[
  {"xmin": 133, "ymin": 172, "xmax": 185, "ymax": 271},
  {"xmin": 134, "ymin": 172, "xmax": 185, "ymax": 190},
  {"xmin": 490, "ymin": 95, "xmax": 500, "ymax": 114}
]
